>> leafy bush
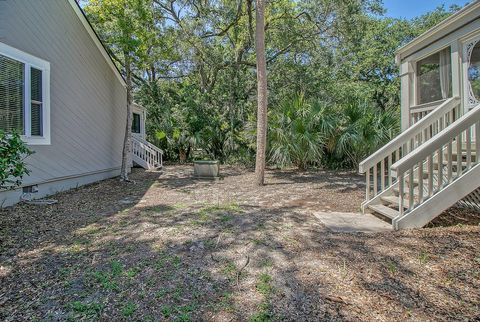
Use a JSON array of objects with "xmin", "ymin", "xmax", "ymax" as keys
[
  {"xmin": 324, "ymin": 99, "xmax": 399, "ymax": 168},
  {"xmin": 267, "ymin": 94, "xmax": 399, "ymax": 169},
  {"xmin": 0, "ymin": 131, "xmax": 33, "ymax": 190},
  {"xmin": 268, "ymin": 93, "xmax": 331, "ymax": 169}
]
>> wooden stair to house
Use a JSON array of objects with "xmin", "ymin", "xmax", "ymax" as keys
[
  {"xmin": 132, "ymin": 136, "xmax": 163, "ymax": 170},
  {"xmin": 367, "ymin": 148, "xmax": 477, "ymax": 225},
  {"xmin": 359, "ymin": 97, "xmax": 480, "ymax": 230}
]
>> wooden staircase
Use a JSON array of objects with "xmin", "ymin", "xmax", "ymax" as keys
[
  {"xmin": 131, "ymin": 136, "xmax": 163, "ymax": 170},
  {"xmin": 359, "ymin": 97, "xmax": 480, "ymax": 229}
]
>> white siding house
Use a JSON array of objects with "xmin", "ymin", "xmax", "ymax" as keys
[
  {"xmin": 359, "ymin": 1, "xmax": 480, "ymax": 229},
  {"xmin": 0, "ymin": 0, "xmax": 161, "ymax": 207}
]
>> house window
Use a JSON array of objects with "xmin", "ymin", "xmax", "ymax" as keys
[
  {"xmin": 466, "ymin": 39, "xmax": 480, "ymax": 107},
  {"xmin": 416, "ymin": 47, "xmax": 452, "ymax": 105},
  {"xmin": 132, "ymin": 113, "xmax": 141, "ymax": 134},
  {"xmin": 0, "ymin": 42, "xmax": 50, "ymax": 145}
]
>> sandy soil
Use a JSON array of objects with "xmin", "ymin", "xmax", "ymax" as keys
[{"xmin": 0, "ymin": 165, "xmax": 479, "ymax": 321}]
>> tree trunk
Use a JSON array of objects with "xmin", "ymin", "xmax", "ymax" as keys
[
  {"xmin": 120, "ymin": 55, "xmax": 133, "ymax": 181},
  {"xmin": 254, "ymin": 0, "xmax": 268, "ymax": 186}
]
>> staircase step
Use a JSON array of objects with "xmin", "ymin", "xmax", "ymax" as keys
[
  {"xmin": 380, "ymin": 195, "xmax": 409, "ymax": 209},
  {"xmin": 392, "ymin": 187, "xmax": 420, "ymax": 198},
  {"xmin": 405, "ymin": 176, "xmax": 419, "ymax": 186},
  {"xmin": 434, "ymin": 161, "xmax": 469, "ymax": 170},
  {"xmin": 452, "ymin": 145, "xmax": 477, "ymax": 156},
  {"xmin": 368, "ymin": 204, "xmax": 400, "ymax": 219},
  {"xmin": 381, "ymin": 195, "xmax": 398, "ymax": 204}
]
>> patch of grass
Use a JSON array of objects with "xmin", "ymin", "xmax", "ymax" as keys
[
  {"xmin": 106, "ymin": 241, "xmax": 122, "ymax": 256},
  {"xmin": 125, "ymin": 244, "xmax": 136, "ymax": 253},
  {"xmin": 418, "ymin": 251, "xmax": 429, "ymax": 265},
  {"xmin": 110, "ymin": 260, "xmax": 123, "ymax": 276},
  {"xmin": 251, "ymin": 272, "xmax": 275, "ymax": 321},
  {"xmin": 196, "ymin": 202, "xmax": 242, "ymax": 224},
  {"xmin": 161, "ymin": 304, "xmax": 196, "ymax": 321},
  {"xmin": 249, "ymin": 302, "xmax": 274, "ymax": 322},
  {"xmin": 177, "ymin": 304, "xmax": 196, "ymax": 321},
  {"xmin": 58, "ymin": 267, "xmax": 72, "ymax": 278},
  {"xmin": 161, "ymin": 305, "xmax": 173, "ymax": 318},
  {"xmin": 64, "ymin": 243, "xmax": 84, "ymax": 254},
  {"xmin": 216, "ymin": 291, "xmax": 235, "ymax": 312},
  {"xmin": 121, "ymin": 301, "xmax": 137, "ymax": 317},
  {"xmin": 148, "ymin": 205, "xmax": 173, "ymax": 213},
  {"xmin": 172, "ymin": 255, "xmax": 182, "ymax": 269},
  {"xmin": 68, "ymin": 300, "xmax": 103, "ymax": 319},
  {"xmin": 256, "ymin": 273, "xmax": 273, "ymax": 296},
  {"xmin": 155, "ymin": 257, "xmax": 167, "ymax": 270},
  {"xmin": 93, "ymin": 271, "xmax": 118, "ymax": 291},
  {"xmin": 77, "ymin": 225, "xmax": 101, "ymax": 236},
  {"xmin": 154, "ymin": 253, "xmax": 182, "ymax": 277},
  {"xmin": 386, "ymin": 261, "xmax": 397, "ymax": 274},
  {"xmin": 220, "ymin": 214, "xmax": 233, "ymax": 223},
  {"xmin": 125, "ymin": 267, "xmax": 139, "ymax": 278},
  {"xmin": 156, "ymin": 289, "xmax": 168, "ymax": 298},
  {"xmin": 172, "ymin": 286, "xmax": 184, "ymax": 301},
  {"xmin": 173, "ymin": 202, "xmax": 188, "ymax": 209},
  {"xmin": 204, "ymin": 238, "xmax": 215, "ymax": 249},
  {"xmin": 90, "ymin": 260, "xmax": 125, "ymax": 291},
  {"xmin": 222, "ymin": 260, "xmax": 237, "ymax": 281},
  {"xmin": 259, "ymin": 258, "xmax": 274, "ymax": 268}
]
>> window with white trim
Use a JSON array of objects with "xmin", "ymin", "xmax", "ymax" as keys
[{"xmin": 0, "ymin": 42, "xmax": 50, "ymax": 145}]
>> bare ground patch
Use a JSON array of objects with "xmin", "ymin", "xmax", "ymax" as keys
[{"xmin": 0, "ymin": 165, "xmax": 479, "ymax": 321}]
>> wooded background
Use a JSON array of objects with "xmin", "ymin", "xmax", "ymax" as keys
[{"xmin": 82, "ymin": 0, "xmax": 460, "ymax": 169}]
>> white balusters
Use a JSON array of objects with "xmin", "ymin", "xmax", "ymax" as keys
[{"xmin": 131, "ymin": 136, "xmax": 164, "ymax": 170}]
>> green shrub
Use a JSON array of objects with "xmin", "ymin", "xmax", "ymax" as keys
[
  {"xmin": 267, "ymin": 93, "xmax": 399, "ymax": 169},
  {"xmin": 268, "ymin": 93, "xmax": 330, "ymax": 169},
  {"xmin": 0, "ymin": 131, "xmax": 33, "ymax": 190}
]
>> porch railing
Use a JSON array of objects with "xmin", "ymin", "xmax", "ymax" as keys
[
  {"xmin": 358, "ymin": 96, "xmax": 461, "ymax": 207},
  {"xmin": 132, "ymin": 136, "xmax": 163, "ymax": 169},
  {"xmin": 391, "ymin": 103, "xmax": 480, "ymax": 221}
]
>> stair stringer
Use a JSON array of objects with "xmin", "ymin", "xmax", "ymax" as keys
[
  {"xmin": 393, "ymin": 163, "xmax": 480, "ymax": 230},
  {"xmin": 132, "ymin": 154, "xmax": 152, "ymax": 170},
  {"xmin": 361, "ymin": 181, "xmax": 398, "ymax": 214}
]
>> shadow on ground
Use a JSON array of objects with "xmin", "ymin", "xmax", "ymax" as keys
[{"xmin": 0, "ymin": 165, "xmax": 479, "ymax": 321}]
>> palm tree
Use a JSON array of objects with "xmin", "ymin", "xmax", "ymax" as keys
[{"xmin": 255, "ymin": 0, "xmax": 268, "ymax": 186}]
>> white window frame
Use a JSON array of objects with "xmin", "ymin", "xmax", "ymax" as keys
[
  {"xmin": 412, "ymin": 45, "xmax": 452, "ymax": 107},
  {"xmin": 0, "ymin": 42, "xmax": 51, "ymax": 145}
]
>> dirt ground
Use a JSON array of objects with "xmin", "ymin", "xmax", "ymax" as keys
[{"xmin": 1, "ymin": 165, "xmax": 479, "ymax": 321}]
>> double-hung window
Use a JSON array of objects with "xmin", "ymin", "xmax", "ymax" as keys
[{"xmin": 0, "ymin": 42, "xmax": 50, "ymax": 145}]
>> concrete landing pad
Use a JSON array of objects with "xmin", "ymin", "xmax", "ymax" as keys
[{"xmin": 314, "ymin": 211, "xmax": 392, "ymax": 233}]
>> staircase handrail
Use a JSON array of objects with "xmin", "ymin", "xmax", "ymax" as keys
[
  {"xmin": 132, "ymin": 136, "xmax": 164, "ymax": 155},
  {"xmin": 359, "ymin": 96, "xmax": 460, "ymax": 173},
  {"xmin": 391, "ymin": 103, "xmax": 480, "ymax": 175},
  {"xmin": 391, "ymin": 103, "xmax": 480, "ymax": 219}
]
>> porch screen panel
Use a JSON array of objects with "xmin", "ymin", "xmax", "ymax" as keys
[
  {"xmin": 0, "ymin": 54, "xmax": 24, "ymax": 133},
  {"xmin": 31, "ymin": 67, "xmax": 43, "ymax": 136},
  {"xmin": 132, "ymin": 113, "xmax": 141, "ymax": 134},
  {"xmin": 467, "ymin": 41, "xmax": 480, "ymax": 104},
  {"xmin": 417, "ymin": 47, "xmax": 452, "ymax": 105}
]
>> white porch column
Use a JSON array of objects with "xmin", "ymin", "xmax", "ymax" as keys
[
  {"xmin": 400, "ymin": 60, "xmax": 414, "ymax": 131},
  {"xmin": 450, "ymin": 41, "xmax": 462, "ymax": 107}
]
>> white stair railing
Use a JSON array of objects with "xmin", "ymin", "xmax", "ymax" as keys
[
  {"xmin": 358, "ymin": 96, "xmax": 461, "ymax": 209},
  {"xmin": 132, "ymin": 136, "xmax": 163, "ymax": 170},
  {"xmin": 391, "ymin": 103, "xmax": 480, "ymax": 226}
]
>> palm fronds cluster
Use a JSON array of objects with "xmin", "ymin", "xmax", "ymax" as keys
[{"xmin": 268, "ymin": 93, "xmax": 399, "ymax": 169}]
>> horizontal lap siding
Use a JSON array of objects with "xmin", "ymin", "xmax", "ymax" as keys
[{"xmin": 0, "ymin": 0, "xmax": 126, "ymax": 184}]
